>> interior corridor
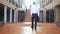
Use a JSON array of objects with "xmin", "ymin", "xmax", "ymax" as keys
[{"xmin": 0, "ymin": 0, "xmax": 60, "ymax": 34}]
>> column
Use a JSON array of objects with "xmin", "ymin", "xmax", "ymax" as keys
[
  {"xmin": 14, "ymin": 10, "xmax": 16, "ymax": 22},
  {"xmin": 10, "ymin": 9, "xmax": 12, "ymax": 22},
  {"xmin": 4, "ymin": 6, "xmax": 7, "ymax": 24}
]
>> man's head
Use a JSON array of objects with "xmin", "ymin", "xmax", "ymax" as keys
[{"xmin": 33, "ymin": 2, "xmax": 36, "ymax": 5}]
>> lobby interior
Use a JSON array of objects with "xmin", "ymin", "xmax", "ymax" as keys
[{"xmin": 0, "ymin": 0, "xmax": 60, "ymax": 34}]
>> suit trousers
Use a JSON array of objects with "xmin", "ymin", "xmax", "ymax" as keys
[{"xmin": 31, "ymin": 13, "xmax": 38, "ymax": 30}]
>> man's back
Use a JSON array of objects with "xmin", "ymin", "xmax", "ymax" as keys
[{"xmin": 30, "ymin": 5, "xmax": 39, "ymax": 16}]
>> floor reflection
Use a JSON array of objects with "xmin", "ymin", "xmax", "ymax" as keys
[
  {"xmin": 32, "ymin": 30, "xmax": 36, "ymax": 34},
  {"xmin": 21, "ymin": 26, "xmax": 37, "ymax": 34},
  {"xmin": 22, "ymin": 26, "xmax": 32, "ymax": 34}
]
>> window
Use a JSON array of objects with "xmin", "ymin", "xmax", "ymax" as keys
[
  {"xmin": 9, "ymin": 0, "xmax": 12, "ymax": 3},
  {"xmin": 12, "ymin": 0, "xmax": 15, "ymax": 5},
  {"xmin": 49, "ymin": 0, "xmax": 53, "ymax": 3},
  {"xmin": 46, "ymin": 0, "xmax": 53, "ymax": 6},
  {"xmin": 7, "ymin": 0, "xmax": 8, "ymax": 1}
]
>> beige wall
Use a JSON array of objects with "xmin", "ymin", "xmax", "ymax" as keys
[
  {"xmin": 0, "ymin": 0, "xmax": 17, "ymax": 9},
  {"xmin": 43, "ymin": 0, "xmax": 60, "ymax": 10},
  {"xmin": 55, "ymin": 6, "xmax": 60, "ymax": 22},
  {"xmin": 42, "ymin": 0, "xmax": 60, "ymax": 22},
  {"xmin": 0, "ymin": 0, "xmax": 25, "ymax": 22},
  {"xmin": 0, "ymin": 0, "xmax": 19, "ymax": 22}
]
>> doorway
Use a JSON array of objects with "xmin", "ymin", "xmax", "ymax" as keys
[
  {"xmin": 39, "ymin": 10, "xmax": 43, "ymax": 22},
  {"xmin": 12, "ymin": 10, "xmax": 14, "ymax": 22},
  {"xmin": 7, "ymin": 7, "xmax": 10, "ymax": 22},
  {"xmin": 0, "ymin": 3, "xmax": 5, "ymax": 26},
  {"xmin": 46, "ymin": 10, "xmax": 49, "ymax": 22},
  {"xmin": 0, "ymin": 3, "xmax": 4, "ymax": 22},
  {"xmin": 50, "ymin": 9, "xmax": 54, "ymax": 22},
  {"xmin": 18, "ymin": 11, "xmax": 25, "ymax": 22},
  {"xmin": 46, "ymin": 9, "xmax": 54, "ymax": 23}
]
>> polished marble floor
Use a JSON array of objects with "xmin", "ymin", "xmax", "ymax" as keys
[{"xmin": 0, "ymin": 22, "xmax": 60, "ymax": 34}]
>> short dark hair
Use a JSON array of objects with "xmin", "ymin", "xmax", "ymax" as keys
[{"xmin": 33, "ymin": 2, "xmax": 36, "ymax": 5}]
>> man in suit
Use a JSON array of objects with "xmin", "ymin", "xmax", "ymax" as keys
[{"xmin": 30, "ymin": 2, "xmax": 39, "ymax": 30}]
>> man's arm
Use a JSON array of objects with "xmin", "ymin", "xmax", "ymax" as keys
[
  {"xmin": 37, "ymin": 8, "xmax": 39, "ymax": 16},
  {"xmin": 30, "ymin": 5, "xmax": 32, "ymax": 17}
]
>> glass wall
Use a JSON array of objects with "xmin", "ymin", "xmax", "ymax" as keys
[
  {"xmin": 46, "ymin": 8, "xmax": 54, "ymax": 23},
  {"xmin": 18, "ymin": 11, "xmax": 26, "ymax": 22},
  {"xmin": 0, "ymin": 4, "xmax": 4, "ymax": 22},
  {"xmin": 7, "ymin": 7, "xmax": 10, "ymax": 22},
  {"xmin": 39, "ymin": 10, "xmax": 43, "ymax": 22}
]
